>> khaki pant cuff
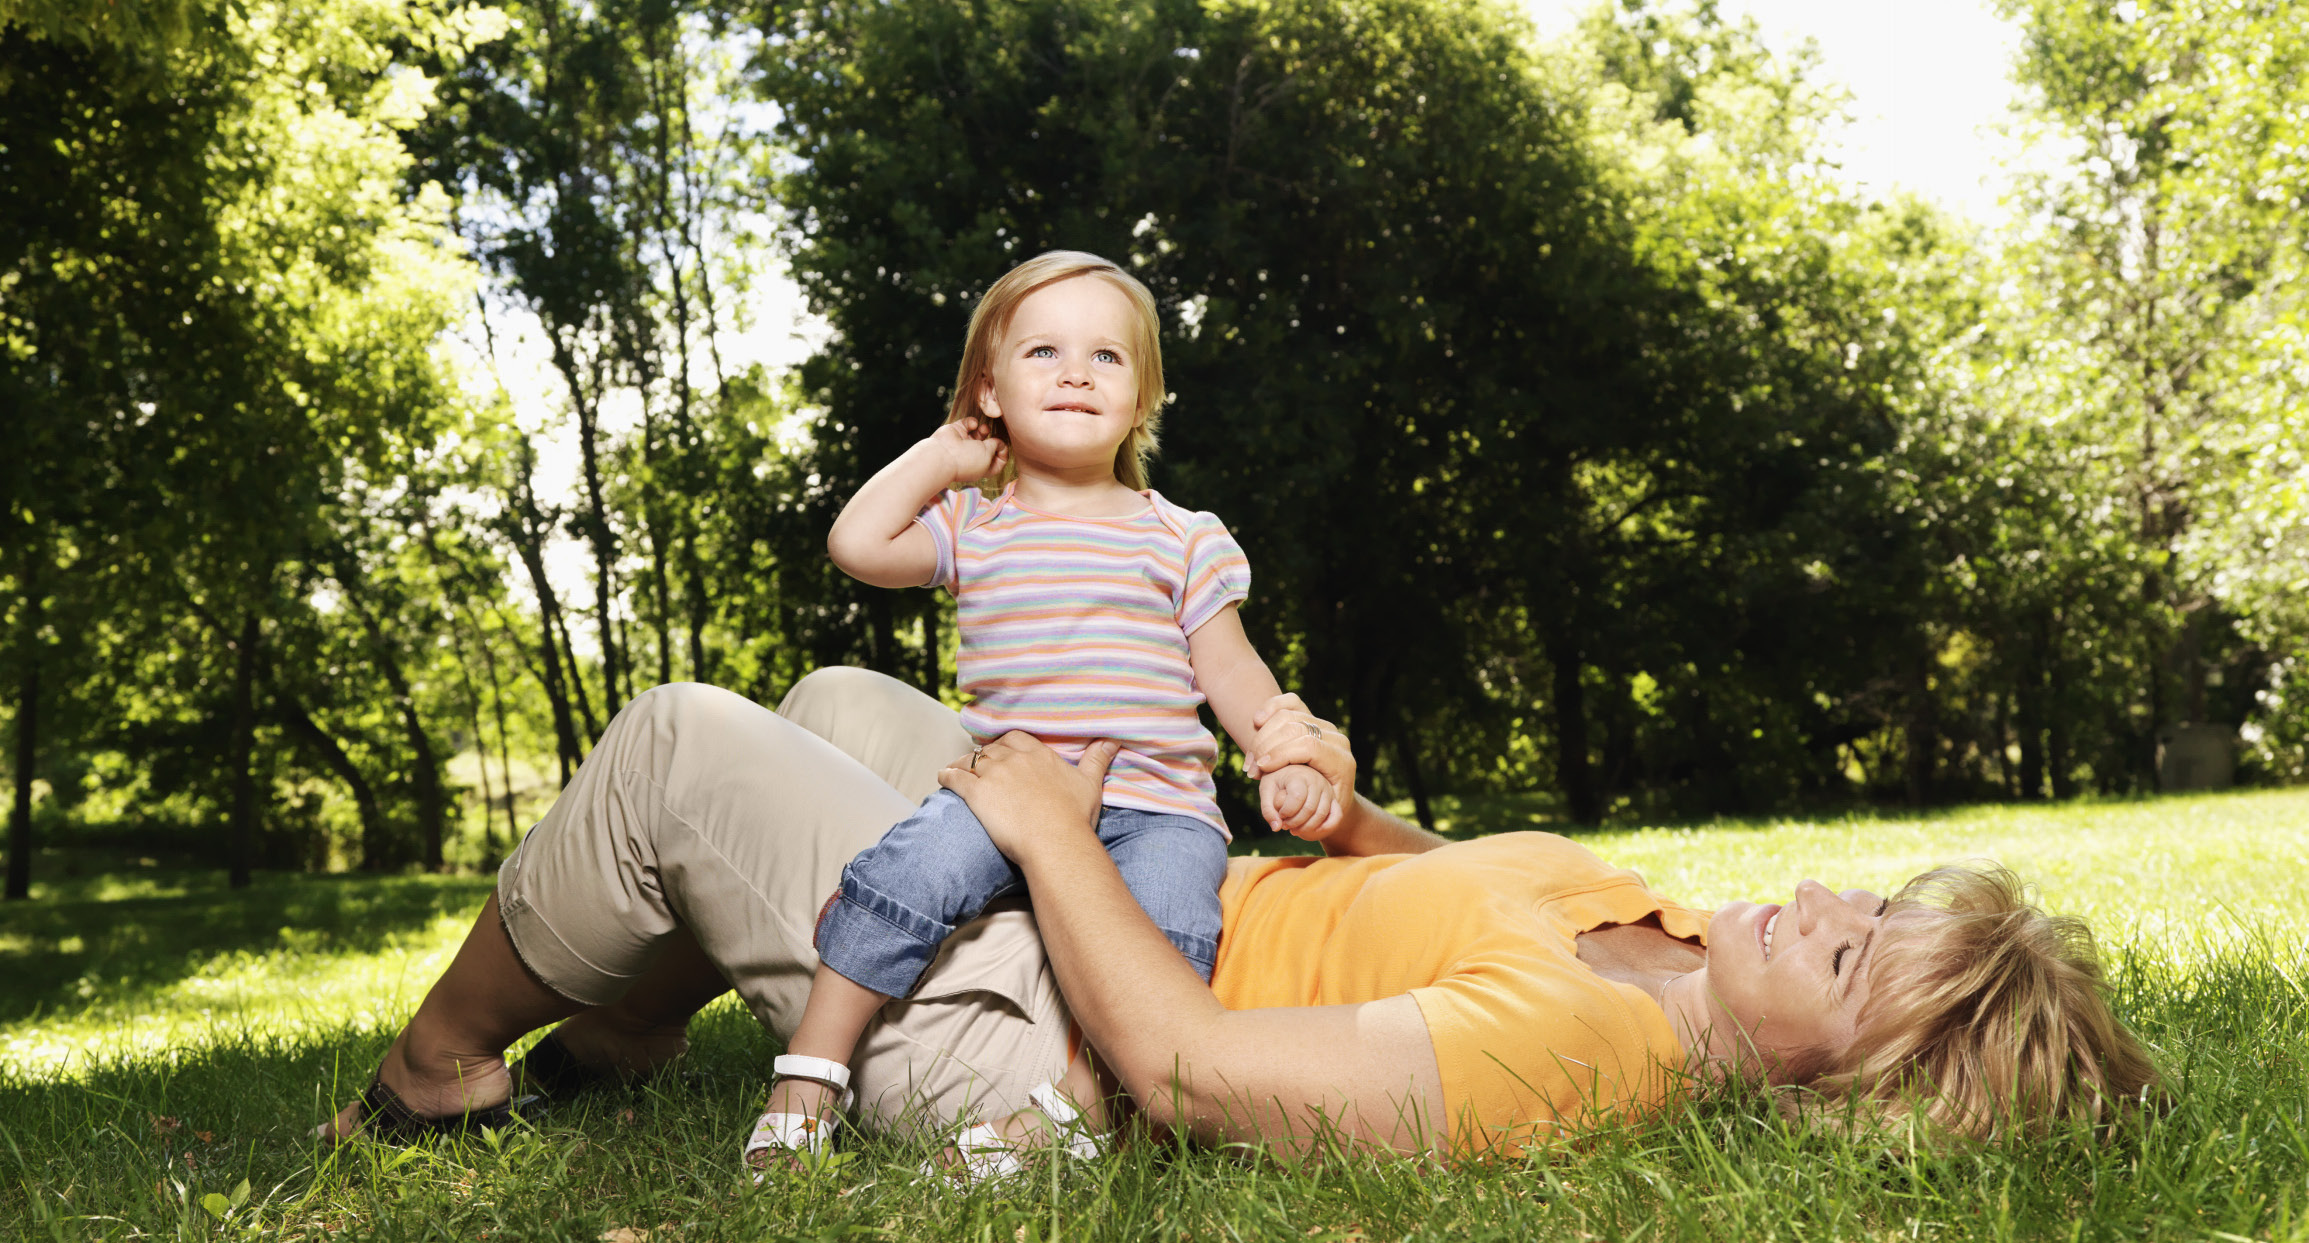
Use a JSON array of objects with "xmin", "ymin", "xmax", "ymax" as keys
[{"xmin": 497, "ymin": 848, "xmax": 636, "ymax": 1009}]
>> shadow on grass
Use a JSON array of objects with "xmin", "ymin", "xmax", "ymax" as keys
[
  {"xmin": 0, "ymin": 995, "xmax": 782, "ymax": 1240},
  {"xmin": 0, "ymin": 870, "xmax": 496, "ymax": 1026}
]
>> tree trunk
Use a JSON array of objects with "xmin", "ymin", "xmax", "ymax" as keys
[
  {"xmin": 505, "ymin": 455, "xmax": 585, "ymax": 779},
  {"xmin": 866, "ymin": 591, "xmax": 899, "ymax": 679},
  {"xmin": 1545, "ymin": 629, "xmax": 1599, "ymax": 826},
  {"xmin": 6, "ymin": 539, "xmax": 40, "ymax": 901},
  {"xmin": 684, "ymin": 530, "xmax": 711, "ymax": 686},
  {"xmin": 2016, "ymin": 623, "xmax": 2047, "ymax": 800},
  {"xmin": 559, "ymin": 342, "xmax": 625, "ymax": 718},
  {"xmin": 277, "ymin": 694, "xmax": 389, "ymax": 870},
  {"xmin": 1599, "ymin": 672, "xmax": 1638, "ymax": 800},
  {"xmin": 478, "ymin": 623, "xmax": 524, "ymax": 848},
  {"xmin": 921, "ymin": 599, "xmax": 942, "ymax": 692},
  {"xmin": 1393, "ymin": 720, "xmax": 1436, "ymax": 832},
  {"xmin": 1903, "ymin": 637, "xmax": 1936, "ymax": 807},
  {"xmin": 345, "ymin": 588, "xmax": 444, "ymax": 871},
  {"xmin": 452, "ymin": 639, "xmax": 499, "ymax": 869},
  {"xmin": 1993, "ymin": 692, "xmax": 2018, "ymax": 798},
  {"xmin": 227, "ymin": 613, "xmax": 261, "ymax": 890},
  {"xmin": 556, "ymin": 602, "xmax": 602, "ymax": 739},
  {"xmin": 645, "ymin": 512, "xmax": 674, "ymax": 690},
  {"xmin": 2047, "ymin": 643, "xmax": 2077, "ymax": 800}
]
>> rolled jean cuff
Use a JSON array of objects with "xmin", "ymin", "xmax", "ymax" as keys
[
  {"xmin": 815, "ymin": 869, "xmax": 953, "ymax": 998},
  {"xmin": 1165, "ymin": 927, "xmax": 1219, "ymax": 982}
]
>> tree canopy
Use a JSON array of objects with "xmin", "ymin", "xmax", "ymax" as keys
[{"xmin": 5, "ymin": 0, "xmax": 2304, "ymax": 890}]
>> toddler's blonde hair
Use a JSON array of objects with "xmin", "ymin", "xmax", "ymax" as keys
[{"xmin": 945, "ymin": 250, "xmax": 1166, "ymax": 492}]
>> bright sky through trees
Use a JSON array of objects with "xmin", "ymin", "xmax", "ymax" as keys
[{"xmin": 1528, "ymin": 0, "xmax": 2026, "ymax": 221}]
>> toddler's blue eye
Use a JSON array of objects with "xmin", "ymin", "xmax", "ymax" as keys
[
  {"xmin": 1096, "ymin": 349, "xmax": 1121, "ymax": 364},
  {"xmin": 1029, "ymin": 345, "xmax": 1056, "ymax": 358}
]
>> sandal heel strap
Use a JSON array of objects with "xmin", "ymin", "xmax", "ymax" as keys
[{"xmin": 1027, "ymin": 1083, "xmax": 1107, "ymax": 1161}]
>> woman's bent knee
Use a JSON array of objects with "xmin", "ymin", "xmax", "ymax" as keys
[{"xmin": 779, "ymin": 666, "xmax": 913, "ymax": 722}]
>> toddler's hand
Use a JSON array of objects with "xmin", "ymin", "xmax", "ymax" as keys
[
  {"xmin": 1259, "ymin": 763, "xmax": 1341, "ymax": 841},
  {"xmin": 929, "ymin": 415, "xmax": 1009, "ymax": 485}
]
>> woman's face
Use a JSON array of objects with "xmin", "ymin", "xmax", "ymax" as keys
[{"xmin": 1672, "ymin": 880, "xmax": 1891, "ymax": 1074}]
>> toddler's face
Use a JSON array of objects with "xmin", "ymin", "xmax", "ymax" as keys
[{"xmin": 979, "ymin": 276, "xmax": 1144, "ymax": 476}]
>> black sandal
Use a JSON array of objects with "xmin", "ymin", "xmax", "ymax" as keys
[
  {"xmin": 340, "ymin": 1072, "xmax": 529, "ymax": 1144},
  {"xmin": 507, "ymin": 1033, "xmax": 620, "ymax": 1103}
]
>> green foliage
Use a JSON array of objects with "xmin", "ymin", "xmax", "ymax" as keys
[
  {"xmin": 754, "ymin": 0, "xmax": 1970, "ymax": 824},
  {"xmin": 2, "ymin": 0, "xmax": 508, "ymax": 884},
  {"xmin": 6, "ymin": 0, "xmax": 2307, "ymax": 884}
]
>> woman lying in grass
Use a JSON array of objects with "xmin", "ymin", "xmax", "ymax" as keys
[{"xmin": 319, "ymin": 670, "xmax": 2157, "ymax": 1164}]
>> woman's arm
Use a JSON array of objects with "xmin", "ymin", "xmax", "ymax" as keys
[
  {"xmin": 1324, "ymin": 796, "xmax": 1448, "ymax": 859},
  {"xmin": 826, "ymin": 417, "xmax": 1007, "ymax": 587},
  {"xmin": 942, "ymin": 733, "xmax": 1448, "ymax": 1155}
]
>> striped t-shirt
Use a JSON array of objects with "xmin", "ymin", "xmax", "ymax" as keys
[{"xmin": 915, "ymin": 483, "xmax": 1251, "ymax": 835}]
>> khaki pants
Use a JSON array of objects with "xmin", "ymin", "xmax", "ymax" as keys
[{"xmin": 495, "ymin": 668, "xmax": 1074, "ymax": 1134}]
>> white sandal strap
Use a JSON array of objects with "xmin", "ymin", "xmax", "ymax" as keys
[
  {"xmin": 745, "ymin": 1109, "xmax": 843, "ymax": 1184},
  {"xmin": 771, "ymin": 1054, "xmax": 852, "ymax": 1093},
  {"xmin": 745, "ymin": 1110, "xmax": 840, "ymax": 1157}
]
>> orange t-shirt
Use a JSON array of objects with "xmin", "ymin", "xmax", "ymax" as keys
[{"xmin": 1210, "ymin": 832, "xmax": 1710, "ymax": 1155}]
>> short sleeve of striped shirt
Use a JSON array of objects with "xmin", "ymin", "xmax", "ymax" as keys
[
  {"xmin": 912, "ymin": 489, "xmax": 981, "ymax": 591},
  {"xmin": 1177, "ymin": 510, "xmax": 1252, "ymax": 635}
]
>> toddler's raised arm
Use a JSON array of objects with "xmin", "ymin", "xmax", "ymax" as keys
[{"xmin": 826, "ymin": 417, "xmax": 1008, "ymax": 587}]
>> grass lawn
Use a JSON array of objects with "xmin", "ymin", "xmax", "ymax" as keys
[{"xmin": 4, "ymin": 788, "xmax": 2307, "ymax": 1241}]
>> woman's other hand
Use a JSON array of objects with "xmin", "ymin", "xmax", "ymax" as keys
[{"xmin": 939, "ymin": 732, "xmax": 1120, "ymax": 861}]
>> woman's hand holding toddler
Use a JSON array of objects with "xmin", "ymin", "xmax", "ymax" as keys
[{"xmin": 1260, "ymin": 762, "xmax": 1340, "ymax": 839}]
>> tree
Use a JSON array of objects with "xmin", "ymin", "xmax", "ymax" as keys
[
  {"xmin": 2, "ymin": 0, "xmax": 499, "ymax": 887},
  {"xmin": 1982, "ymin": 0, "xmax": 2309, "ymax": 787}
]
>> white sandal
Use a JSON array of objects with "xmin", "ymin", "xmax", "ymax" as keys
[
  {"xmin": 926, "ymin": 1081, "xmax": 1107, "ymax": 1185},
  {"xmin": 743, "ymin": 1054, "xmax": 852, "ymax": 1179}
]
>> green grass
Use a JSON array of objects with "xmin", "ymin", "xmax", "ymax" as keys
[{"xmin": 4, "ymin": 789, "xmax": 2307, "ymax": 1241}]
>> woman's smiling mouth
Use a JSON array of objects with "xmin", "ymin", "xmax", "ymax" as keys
[{"xmin": 1759, "ymin": 904, "xmax": 1784, "ymax": 960}]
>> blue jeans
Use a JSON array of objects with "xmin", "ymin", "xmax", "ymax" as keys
[{"xmin": 816, "ymin": 789, "xmax": 1228, "ymax": 998}]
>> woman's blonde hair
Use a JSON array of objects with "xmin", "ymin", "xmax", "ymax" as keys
[
  {"xmin": 944, "ymin": 250, "xmax": 1166, "ymax": 492},
  {"xmin": 1786, "ymin": 864, "xmax": 2161, "ymax": 1141}
]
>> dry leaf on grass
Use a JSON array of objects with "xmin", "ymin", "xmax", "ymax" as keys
[{"xmin": 599, "ymin": 1229, "xmax": 649, "ymax": 1243}]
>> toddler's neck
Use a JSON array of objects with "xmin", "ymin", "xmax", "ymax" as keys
[{"xmin": 1009, "ymin": 469, "xmax": 1148, "ymax": 518}]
